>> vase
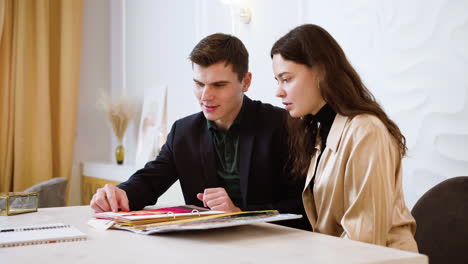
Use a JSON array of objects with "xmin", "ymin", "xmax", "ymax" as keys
[{"xmin": 115, "ymin": 144, "xmax": 125, "ymax": 165}]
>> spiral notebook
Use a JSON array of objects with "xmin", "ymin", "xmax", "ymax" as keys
[{"xmin": 0, "ymin": 223, "xmax": 87, "ymax": 248}]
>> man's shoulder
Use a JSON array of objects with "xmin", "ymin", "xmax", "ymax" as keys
[
  {"xmin": 248, "ymin": 98, "xmax": 287, "ymax": 123},
  {"xmin": 173, "ymin": 111, "xmax": 205, "ymax": 130}
]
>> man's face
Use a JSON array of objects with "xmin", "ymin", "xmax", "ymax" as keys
[{"xmin": 193, "ymin": 61, "xmax": 251, "ymax": 130}]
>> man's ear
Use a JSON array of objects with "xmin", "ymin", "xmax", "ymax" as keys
[{"xmin": 242, "ymin": 72, "xmax": 252, "ymax": 93}]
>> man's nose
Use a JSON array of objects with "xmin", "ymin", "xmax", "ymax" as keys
[{"xmin": 201, "ymin": 86, "xmax": 214, "ymax": 101}]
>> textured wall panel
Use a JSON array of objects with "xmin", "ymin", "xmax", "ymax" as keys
[{"xmin": 303, "ymin": 0, "xmax": 468, "ymax": 207}]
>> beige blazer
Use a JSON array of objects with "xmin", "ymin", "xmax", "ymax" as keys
[{"xmin": 302, "ymin": 114, "xmax": 418, "ymax": 252}]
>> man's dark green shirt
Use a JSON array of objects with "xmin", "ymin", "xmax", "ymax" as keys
[{"xmin": 206, "ymin": 105, "xmax": 244, "ymax": 206}]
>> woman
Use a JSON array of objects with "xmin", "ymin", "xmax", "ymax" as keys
[{"xmin": 271, "ymin": 24, "xmax": 418, "ymax": 252}]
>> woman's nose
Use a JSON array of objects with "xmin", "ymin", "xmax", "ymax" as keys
[{"xmin": 275, "ymin": 86, "xmax": 285, "ymax": 98}]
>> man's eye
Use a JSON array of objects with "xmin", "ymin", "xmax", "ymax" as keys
[{"xmin": 282, "ymin": 78, "xmax": 290, "ymax": 83}]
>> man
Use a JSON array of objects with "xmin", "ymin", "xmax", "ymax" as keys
[{"xmin": 90, "ymin": 33, "xmax": 310, "ymax": 230}]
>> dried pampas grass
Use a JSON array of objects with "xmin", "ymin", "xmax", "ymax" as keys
[{"xmin": 97, "ymin": 93, "xmax": 137, "ymax": 144}]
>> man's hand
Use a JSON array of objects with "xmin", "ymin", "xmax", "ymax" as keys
[
  {"xmin": 196, "ymin": 187, "xmax": 241, "ymax": 212},
  {"xmin": 90, "ymin": 184, "xmax": 130, "ymax": 213}
]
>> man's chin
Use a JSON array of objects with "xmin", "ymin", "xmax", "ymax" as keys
[{"xmin": 202, "ymin": 111, "xmax": 218, "ymax": 121}]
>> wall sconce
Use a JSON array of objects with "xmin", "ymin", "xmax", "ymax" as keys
[
  {"xmin": 220, "ymin": 0, "xmax": 252, "ymax": 25},
  {"xmin": 239, "ymin": 7, "xmax": 252, "ymax": 24}
]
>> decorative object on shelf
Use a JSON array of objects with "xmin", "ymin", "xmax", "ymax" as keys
[
  {"xmin": 157, "ymin": 86, "xmax": 168, "ymax": 154},
  {"xmin": 135, "ymin": 88, "xmax": 158, "ymax": 168},
  {"xmin": 135, "ymin": 85, "xmax": 168, "ymax": 168},
  {"xmin": 98, "ymin": 93, "xmax": 137, "ymax": 165}
]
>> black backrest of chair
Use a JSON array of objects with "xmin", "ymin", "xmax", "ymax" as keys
[{"xmin": 411, "ymin": 176, "xmax": 468, "ymax": 264}]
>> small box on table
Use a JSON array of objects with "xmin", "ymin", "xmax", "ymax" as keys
[{"xmin": 0, "ymin": 192, "xmax": 38, "ymax": 216}]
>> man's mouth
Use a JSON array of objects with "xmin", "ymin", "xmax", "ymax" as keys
[{"xmin": 203, "ymin": 104, "xmax": 220, "ymax": 112}]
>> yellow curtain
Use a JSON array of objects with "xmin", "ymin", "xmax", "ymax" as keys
[
  {"xmin": 0, "ymin": 0, "xmax": 82, "ymax": 193},
  {"xmin": 0, "ymin": 1, "xmax": 4, "ymax": 41}
]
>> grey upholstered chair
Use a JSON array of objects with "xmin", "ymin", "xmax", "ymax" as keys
[
  {"xmin": 411, "ymin": 176, "xmax": 468, "ymax": 264},
  {"xmin": 23, "ymin": 177, "xmax": 68, "ymax": 208}
]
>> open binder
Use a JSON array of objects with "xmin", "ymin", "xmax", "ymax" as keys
[{"xmin": 90, "ymin": 205, "xmax": 302, "ymax": 234}]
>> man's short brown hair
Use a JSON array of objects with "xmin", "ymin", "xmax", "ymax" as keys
[{"xmin": 189, "ymin": 33, "xmax": 249, "ymax": 82}]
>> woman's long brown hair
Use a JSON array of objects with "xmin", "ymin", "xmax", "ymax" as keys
[{"xmin": 271, "ymin": 24, "xmax": 407, "ymax": 177}]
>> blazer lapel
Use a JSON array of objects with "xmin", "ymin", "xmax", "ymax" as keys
[
  {"xmin": 327, "ymin": 114, "xmax": 348, "ymax": 152},
  {"xmin": 199, "ymin": 123, "xmax": 219, "ymax": 188},
  {"xmin": 239, "ymin": 96, "xmax": 256, "ymax": 207},
  {"xmin": 303, "ymin": 114, "xmax": 348, "ymax": 229}
]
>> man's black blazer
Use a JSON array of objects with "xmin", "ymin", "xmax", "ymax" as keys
[{"xmin": 118, "ymin": 96, "xmax": 311, "ymax": 230}]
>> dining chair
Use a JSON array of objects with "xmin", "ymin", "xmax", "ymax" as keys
[
  {"xmin": 411, "ymin": 176, "xmax": 468, "ymax": 264},
  {"xmin": 23, "ymin": 177, "xmax": 68, "ymax": 208}
]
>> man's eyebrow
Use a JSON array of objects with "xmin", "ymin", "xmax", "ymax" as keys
[
  {"xmin": 193, "ymin": 78, "xmax": 231, "ymax": 85},
  {"xmin": 193, "ymin": 79, "xmax": 231, "ymax": 85},
  {"xmin": 212, "ymin": 81, "xmax": 230, "ymax": 85}
]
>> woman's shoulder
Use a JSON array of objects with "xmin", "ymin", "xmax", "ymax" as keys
[{"xmin": 345, "ymin": 114, "xmax": 389, "ymax": 137}]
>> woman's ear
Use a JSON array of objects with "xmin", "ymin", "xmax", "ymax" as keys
[{"xmin": 316, "ymin": 63, "xmax": 326, "ymax": 83}]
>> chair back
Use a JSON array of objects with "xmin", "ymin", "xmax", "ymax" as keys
[
  {"xmin": 23, "ymin": 177, "xmax": 68, "ymax": 208},
  {"xmin": 411, "ymin": 176, "xmax": 468, "ymax": 264}
]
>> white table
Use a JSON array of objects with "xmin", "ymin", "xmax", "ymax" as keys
[{"xmin": 0, "ymin": 206, "xmax": 427, "ymax": 264}]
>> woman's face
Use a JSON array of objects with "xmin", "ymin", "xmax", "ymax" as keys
[{"xmin": 272, "ymin": 54, "xmax": 326, "ymax": 118}]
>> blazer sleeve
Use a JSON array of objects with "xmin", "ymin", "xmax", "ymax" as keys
[
  {"xmin": 117, "ymin": 122, "xmax": 179, "ymax": 210},
  {"xmin": 274, "ymin": 122, "xmax": 311, "ymax": 231},
  {"xmin": 272, "ymin": 123, "xmax": 306, "ymax": 215},
  {"xmin": 242, "ymin": 117, "xmax": 310, "ymax": 219},
  {"xmin": 339, "ymin": 121, "xmax": 398, "ymax": 246}
]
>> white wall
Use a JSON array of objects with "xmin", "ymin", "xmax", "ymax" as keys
[
  {"xmin": 71, "ymin": 0, "xmax": 111, "ymax": 205},
  {"xmin": 124, "ymin": 0, "xmax": 199, "ymax": 159},
  {"xmin": 298, "ymin": 0, "xmax": 468, "ymax": 207},
  {"xmin": 74, "ymin": 0, "xmax": 468, "ymax": 207}
]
